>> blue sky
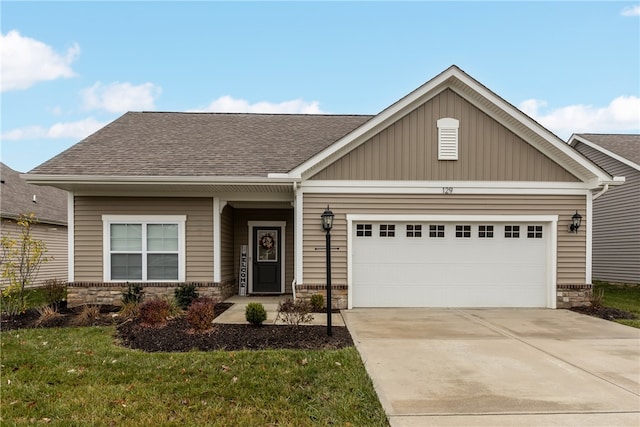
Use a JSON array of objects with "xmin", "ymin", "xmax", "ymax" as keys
[{"xmin": 2, "ymin": 1, "xmax": 639, "ymax": 173}]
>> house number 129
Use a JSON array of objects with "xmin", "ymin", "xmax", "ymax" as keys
[{"xmin": 442, "ymin": 187, "xmax": 453, "ymax": 194}]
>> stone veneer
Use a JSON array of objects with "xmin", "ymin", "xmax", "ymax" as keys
[
  {"xmin": 556, "ymin": 284, "xmax": 593, "ymax": 308},
  {"xmin": 67, "ymin": 281, "xmax": 236, "ymax": 307},
  {"xmin": 294, "ymin": 284, "xmax": 348, "ymax": 309}
]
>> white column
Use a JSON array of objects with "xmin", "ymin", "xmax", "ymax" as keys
[
  {"xmin": 67, "ymin": 192, "xmax": 74, "ymax": 282},
  {"xmin": 213, "ymin": 197, "xmax": 221, "ymax": 283},
  {"xmin": 586, "ymin": 192, "xmax": 593, "ymax": 284},
  {"xmin": 295, "ymin": 184, "xmax": 304, "ymax": 286}
]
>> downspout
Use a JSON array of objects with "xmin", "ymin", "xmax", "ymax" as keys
[
  {"xmin": 292, "ymin": 181, "xmax": 297, "ymax": 302},
  {"xmin": 592, "ymin": 184, "xmax": 609, "ymax": 201}
]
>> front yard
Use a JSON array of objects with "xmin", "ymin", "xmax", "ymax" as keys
[{"xmin": 593, "ymin": 281, "xmax": 640, "ymax": 328}]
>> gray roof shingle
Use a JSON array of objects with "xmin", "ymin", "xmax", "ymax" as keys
[
  {"xmin": 1, "ymin": 163, "xmax": 67, "ymax": 225},
  {"xmin": 576, "ymin": 134, "xmax": 640, "ymax": 165},
  {"xmin": 29, "ymin": 112, "xmax": 373, "ymax": 177}
]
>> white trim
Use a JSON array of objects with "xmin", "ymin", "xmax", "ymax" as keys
[
  {"xmin": 248, "ymin": 221, "xmax": 286, "ymax": 294},
  {"xmin": 346, "ymin": 213, "xmax": 558, "ymax": 309},
  {"xmin": 101, "ymin": 214, "xmax": 187, "ymax": 282},
  {"xmin": 437, "ymin": 117, "xmax": 459, "ymax": 160},
  {"xmin": 67, "ymin": 193, "xmax": 75, "ymax": 282},
  {"xmin": 24, "ymin": 174, "xmax": 299, "ymax": 185},
  {"xmin": 294, "ymin": 185, "xmax": 304, "ymax": 286},
  {"xmin": 586, "ymin": 192, "xmax": 593, "ymax": 285},
  {"xmin": 213, "ymin": 198, "xmax": 221, "ymax": 283},
  {"xmin": 570, "ymin": 134, "xmax": 640, "ymax": 173}
]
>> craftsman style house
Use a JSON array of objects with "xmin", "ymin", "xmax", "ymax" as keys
[{"xmin": 25, "ymin": 66, "xmax": 623, "ymax": 308}]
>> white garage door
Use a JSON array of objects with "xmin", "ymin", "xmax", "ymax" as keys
[{"xmin": 352, "ymin": 222, "xmax": 549, "ymax": 307}]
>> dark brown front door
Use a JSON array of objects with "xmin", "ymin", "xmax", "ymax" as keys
[{"xmin": 252, "ymin": 227, "xmax": 282, "ymax": 293}]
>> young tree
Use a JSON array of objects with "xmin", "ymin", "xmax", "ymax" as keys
[{"xmin": 1, "ymin": 213, "xmax": 49, "ymax": 314}]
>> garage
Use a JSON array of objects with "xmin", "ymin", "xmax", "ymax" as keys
[{"xmin": 351, "ymin": 220, "xmax": 551, "ymax": 308}]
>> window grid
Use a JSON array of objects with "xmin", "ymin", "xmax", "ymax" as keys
[
  {"xmin": 505, "ymin": 225, "xmax": 520, "ymax": 238},
  {"xmin": 478, "ymin": 225, "xmax": 494, "ymax": 238},
  {"xmin": 429, "ymin": 225, "xmax": 445, "ymax": 238},
  {"xmin": 380, "ymin": 224, "xmax": 396, "ymax": 237},
  {"xmin": 356, "ymin": 224, "xmax": 372, "ymax": 237},
  {"xmin": 406, "ymin": 224, "xmax": 422, "ymax": 238},
  {"xmin": 527, "ymin": 225, "xmax": 543, "ymax": 239},
  {"xmin": 455, "ymin": 225, "xmax": 471, "ymax": 238}
]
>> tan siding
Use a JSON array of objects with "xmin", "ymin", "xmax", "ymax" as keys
[
  {"xmin": 302, "ymin": 193, "xmax": 586, "ymax": 286},
  {"xmin": 220, "ymin": 205, "xmax": 235, "ymax": 282},
  {"xmin": 74, "ymin": 197, "xmax": 213, "ymax": 282},
  {"xmin": 0, "ymin": 220, "xmax": 68, "ymax": 287},
  {"xmin": 311, "ymin": 89, "xmax": 579, "ymax": 182},
  {"xmin": 574, "ymin": 143, "xmax": 640, "ymax": 283},
  {"xmin": 233, "ymin": 209, "xmax": 294, "ymax": 293}
]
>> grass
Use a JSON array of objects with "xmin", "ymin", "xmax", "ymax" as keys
[
  {"xmin": 0, "ymin": 326, "xmax": 388, "ymax": 426},
  {"xmin": 593, "ymin": 280, "xmax": 640, "ymax": 328}
]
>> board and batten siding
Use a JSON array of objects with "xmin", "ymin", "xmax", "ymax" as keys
[
  {"xmin": 311, "ymin": 89, "xmax": 579, "ymax": 182},
  {"xmin": 301, "ymin": 193, "xmax": 587, "ymax": 286},
  {"xmin": 573, "ymin": 142, "xmax": 640, "ymax": 284},
  {"xmin": 74, "ymin": 197, "xmax": 214, "ymax": 282},
  {"xmin": 0, "ymin": 219, "xmax": 68, "ymax": 287},
  {"xmin": 220, "ymin": 204, "xmax": 235, "ymax": 282}
]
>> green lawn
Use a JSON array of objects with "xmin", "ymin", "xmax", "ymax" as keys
[
  {"xmin": 593, "ymin": 281, "xmax": 640, "ymax": 328},
  {"xmin": 1, "ymin": 327, "xmax": 388, "ymax": 426}
]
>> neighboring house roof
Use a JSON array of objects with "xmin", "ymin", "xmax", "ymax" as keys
[
  {"xmin": 1, "ymin": 162, "xmax": 68, "ymax": 225},
  {"xmin": 569, "ymin": 134, "xmax": 640, "ymax": 172},
  {"xmin": 29, "ymin": 113, "xmax": 372, "ymax": 177}
]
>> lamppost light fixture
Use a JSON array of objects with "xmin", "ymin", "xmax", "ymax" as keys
[
  {"xmin": 321, "ymin": 205, "xmax": 334, "ymax": 336},
  {"xmin": 569, "ymin": 211, "xmax": 582, "ymax": 233},
  {"xmin": 321, "ymin": 206, "xmax": 334, "ymax": 232}
]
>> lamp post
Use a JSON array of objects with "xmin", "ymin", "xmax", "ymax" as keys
[{"xmin": 321, "ymin": 205, "xmax": 335, "ymax": 336}]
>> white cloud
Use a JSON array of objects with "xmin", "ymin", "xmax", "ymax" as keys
[
  {"xmin": 82, "ymin": 81, "xmax": 162, "ymax": 113},
  {"xmin": 621, "ymin": 5, "xmax": 640, "ymax": 16},
  {"xmin": 1, "ymin": 117, "xmax": 106, "ymax": 141},
  {"xmin": 193, "ymin": 95, "xmax": 326, "ymax": 114},
  {"xmin": 0, "ymin": 30, "xmax": 79, "ymax": 92},
  {"xmin": 519, "ymin": 96, "xmax": 640, "ymax": 138}
]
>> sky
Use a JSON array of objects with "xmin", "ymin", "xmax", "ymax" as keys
[{"xmin": 1, "ymin": 1, "xmax": 639, "ymax": 173}]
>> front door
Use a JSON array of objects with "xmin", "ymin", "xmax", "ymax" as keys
[{"xmin": 252, "ymin": 227, "xmax": 282, "ymax": 293}]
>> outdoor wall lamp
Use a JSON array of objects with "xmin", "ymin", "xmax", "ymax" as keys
[
  {"xmin": 569, "ymin": 211, "xmax": 582, "ymax": 233},
  {"xmin": 321, "ymin": 206, "xmax": 335, "ymax": 336}
]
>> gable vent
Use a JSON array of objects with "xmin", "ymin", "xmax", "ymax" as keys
[{"xmin": 437, "ymin": 117, "xmax": 459, "ymax": 160}]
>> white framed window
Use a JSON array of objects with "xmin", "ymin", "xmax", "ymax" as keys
[
  {"xmin": 356, "ymin": 224, "xmax": 372, "ymax": 237},
  {"xmin": 437, "ymin": 117, "xmax": 459, "ymax": 160},
  {"xmin": 406, "ymin": 224, "xmax": 422, "ymax": 237},
  {"xmin": 505, "ymin": 225, "xmax": 520, "ymax": 238},
  {"xmin": 380, "ymin": 224, "xmax": 395, "ymax": 237},
  {"xmin": 102, "ymin": 215, "xmax": 186, "ymax": 282},
  {"xmin": 429, "ymin": 224, "xmax": 445, "ymax": 238},
  {"xmin": 527, "ymin": 225, "xmax": 543, "ymax": 239},
  {"xmin": 478, "ymin": 225, "xmax": 494, "ymax": 238},
  {"xmin": 455, "ymin": 225, "xmax": 471, "ymax": 238}
]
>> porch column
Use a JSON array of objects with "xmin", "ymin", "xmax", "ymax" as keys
[
  {"xmin": 213, "ymin": 197, "xmax": 226, "ymax": 283},
  {"xmin": 294, "ymin": 184, "xmax": 304, "ymax": 286}
]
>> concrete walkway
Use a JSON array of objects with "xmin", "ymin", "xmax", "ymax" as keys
[
  {"xmin": 343, "ymin": 308, "xmax": 640, "ymax": 427},
  {"xmin": 214, "ymin": 295, "xmax": 344, "ymax": 326}
]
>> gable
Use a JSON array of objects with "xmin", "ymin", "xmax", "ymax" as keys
[{"xmin": 310, "ymin": 89, "xmax": 579, "ymax": 182}]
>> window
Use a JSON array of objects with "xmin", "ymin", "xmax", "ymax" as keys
[
  {"xmin": 478, "ymin": 225, "xmax": 494, "ymax": 238},
  {"xmin": 455, "ymin": 225, "xmax": 471, "ymax": 238},
  {"xmin": 429, "ymin": 225, "xmax": 445, "ymax": 238},
  {"xmin": 380, "ymin": 224, "xmax": 395, "ymax": 237},
  {"xmin": 437, "ymin": 117, "xmax": 459, "ymax": 160},
  {"xmin": 356, "ymin": 224, "xmax": 372, "ymax": 237},
  {"xmin": 527, "ymin": 225, "xmax": 543, "ymax": 239},
  {"xmin": 505, "ymin": 225, "xmax": 520, "ymax": 238},
  {"xmin": 406, "ymin": 224, "xmax": 422, "ymax": 237},
  {"xmin": 103, "ymin": 215, "xmax": 186, "ymax": 281}
]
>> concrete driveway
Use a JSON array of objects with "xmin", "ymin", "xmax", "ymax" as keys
[{"xmin": 342, "ymin": 308, "xmax": 640, "ymax": 426}]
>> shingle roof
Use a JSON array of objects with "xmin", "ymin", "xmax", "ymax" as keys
[
  {"xmin": 29, "ymin": 112, "xmax": 373, "ymax": 177},
  {"xmin": 575, "ymin": 134, "xmax": 640, "ymax": 165},
  {"xmin": 1, "ymin": 163, "xmax": 67, "ymax": 225}
]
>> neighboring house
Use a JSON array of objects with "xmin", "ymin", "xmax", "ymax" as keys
[
  {"xmin": 25, "ymin": 66, "xmax": 623, "ymax": 308},
  {"xmin": 1, "ymin": 162, "xmax": 68, "ymax": 287},
  {"xmin": 569, "ymin": 134, "xmax": 640, "ymax": 284}
]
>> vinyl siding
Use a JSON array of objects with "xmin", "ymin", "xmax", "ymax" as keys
[
  {"xmin": 301, "ymin": 193, "xmax": 587, "ymax": 285},
  {"xmin": 74, "ymin": 197, "xmax": 213, "ymax": 282},
  {"xmin": 220, "ymin": 204, "xmax": 235, "ymax": 282},
  {"xmin": 573, "ymin": 143, "xmax": 640, "ymax": 283},
  {"xmin": 311, "ymin": 89, "xmax": 578, "ymax": 182}
]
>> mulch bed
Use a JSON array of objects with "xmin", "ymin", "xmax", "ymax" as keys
[
  {"xmin": 570, "ymin": 305, "xmax": 637, "ymax": 321},
  {"xmin": 1, "ymin": 303, "xmax": 354, "ymax": 352}
]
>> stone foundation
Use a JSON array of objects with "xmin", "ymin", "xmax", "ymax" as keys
[
  {"xmin": 67, "ymin": 281, "xmax": 236, "ymax": 307},
  {"xmin": 294, "ymin": 284, "xmax": 348, "ymax": 309},
  {"xmin": 556, "ymin": 284, "xmax": 592, "ymax": 308}
]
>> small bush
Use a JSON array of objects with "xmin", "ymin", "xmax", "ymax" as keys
[
  {"xmin": 0, "ymin": 289, "xmax": 23, "ymax": 316},
  {"xmin": 174, "ymin": 283, "xmax": 199, "ymax": 309},
  {"xmin": 276, "ymin": 298, "xmax": 314, "ymax": 326},
  {"xmin": 74, "ymin": 305, "xmax": 100, "ymax": 326},
  {"xmin": 186, "ymin": 296, "xmax": 217, "ymax": 331},
  {"xmin": 35, "ymin": 305, "xmax": 62, "ymax": 327},
  {"xmin": 122, "ymin": 283, "xmax": 144, "ymax": 305},
  {"xmin": 310, "ymin": 294, "xmax": 324, "ymax": 311},
  {"xmin": 245, "ymin": 302, "xmax": 267, "ymax": 326},
  {"xmin": 119, "ymin": 301, "xmax": 140, "ymax": 320},
  {"xmin": 590, "ymin": 288, "xmax": 605, "ymax": 309},
  {"xmin": 42, "ymin": 279, "xmax": 67, "ymax": 309},
  {"xmin": 139, "ymin": 298, "xmax": 171, "ymax": 326},
  {"xmin": 164, "ymin": 297, "xmax": 183, "ymax": 318}
]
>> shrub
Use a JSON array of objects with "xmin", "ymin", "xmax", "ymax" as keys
[
  {"xmin": 42, "ymin": 279, "xmax": 67, "ymax": 309},
  {"xmin": 164, "ymin": 296, "xmax": 183, "ymax": 318},
  {"xmin": 174, "ymin": 283, "xmax": 199, "ymax": 309},
  {"xmin": 186, "ymin": 296, "xmax": 217, "ymax": 331},
  {"xmin": 0, "ymin": 288, "xmax": 23, "ymax": 317},
  {"xmin": 590, "ymin": 288, "xmax": 605, "ymax": 309},
  {"xmin": 122, "ymin": 283, "xmax": 144, "ymax": 305},
  {"xmin": 139, "ymin": 298, "xmax": 171, "ymax": 326},
  {"xmin": 310, "ymin": 294, "xmax": 324, "ymax": 311},
  {"xmin": 35, "ymin": 305, "xmax": 62, "ymax": 327},
  {"xmin": 74, "ymin": 305, "xmax": 100, "ymax": 326},
  {"xmin": 245, "ymin": 302, "xmax": 267, "ymax": 326},
  {"xmin": 276, "ymin": 298, "xmax": 314, "ymax": 326},
  {"xmin": 119, "ymin": 301, "xmax": 141, "ymax": 321}
]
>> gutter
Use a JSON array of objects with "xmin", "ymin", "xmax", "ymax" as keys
[
  {"xmin": 592, "ymin": 184, "xmax": 609, "ymax": 201},
  {"xmin": 22, "ymin": 173, "xmax": 301, "ymax": 186}
]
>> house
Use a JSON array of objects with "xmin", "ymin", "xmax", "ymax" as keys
[
  {"xmin": 24, "ymin": 66, "xmax": 624, "ymax": 309},
  {"xmin": 1, "ymin": 162, "xmax": 68, "ymax": 286},
  {"xmin": 569, "ymin": 134, "xmax": 639, "ymax": 284}
]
